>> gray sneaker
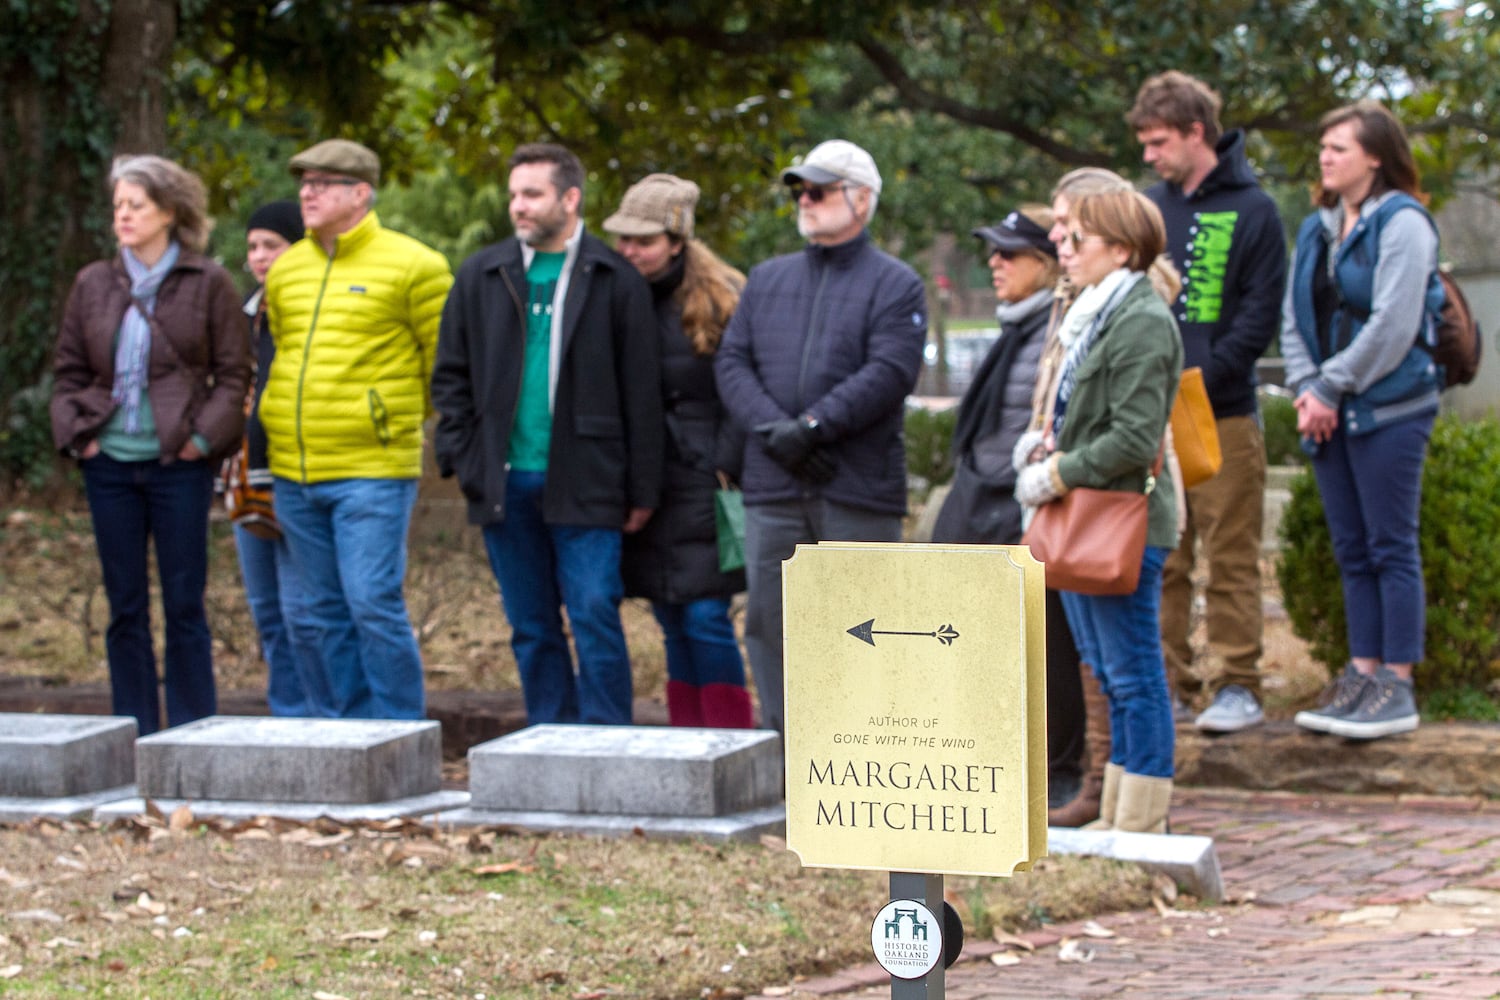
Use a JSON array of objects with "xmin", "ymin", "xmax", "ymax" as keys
[
  {"xmin": 1328, "ymin": 666, "xmax": 1419, "ymax": 740},
  {"xmin": 1294, "ymin": 663, "xmax": 1371, "ymax": 734},
  {"xmin": 1195, "ymin": 684, "xmax": 1265, "ymax": 733}
]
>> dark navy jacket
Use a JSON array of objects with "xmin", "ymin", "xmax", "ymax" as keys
[{"xmin": 714, "ymin": 231, "xmax": 926, "ymax": 515}]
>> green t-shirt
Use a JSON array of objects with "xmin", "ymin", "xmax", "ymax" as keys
[{"xmin": 507, "ymin": 251, "xmax": 565, "ymax": 470}]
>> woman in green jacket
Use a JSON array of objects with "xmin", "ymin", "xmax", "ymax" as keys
[{"xmin": 1016, "ymin": 189, "xmax": 1182, "ymax": 833}]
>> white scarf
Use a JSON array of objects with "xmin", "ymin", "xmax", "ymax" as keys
[
  {"xmin": 1051, "ymin": 269, "xmax": 1142, "ymax": 434},
  {"xmin": 1055, "ymin": 267, "xmax": 1133, "ymax": 349}
]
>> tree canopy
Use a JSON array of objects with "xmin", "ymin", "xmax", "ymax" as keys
[{"xmin": 3, "ymin": 0, "xmax": 1499, "ymax": 487}]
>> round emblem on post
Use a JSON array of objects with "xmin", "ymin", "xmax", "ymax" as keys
[{"xmin": 870, "ymin": 898, "xmax": 943, "ymax": 980}]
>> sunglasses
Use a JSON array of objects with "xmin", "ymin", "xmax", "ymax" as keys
[
  {"xmin": 989, "ymin": 248, "xmax": 1020, "ymax": 262},
  {"xmin": 1068, "ymin": 230, "xmax": 1107, "ymax": 250},
  {"xmin": 299, "ymin": 176, "xmax": 361, "ymax": 194},
  {"xmin": 787, "ymin": 182, "xmax": 850, "ymax": 203}
]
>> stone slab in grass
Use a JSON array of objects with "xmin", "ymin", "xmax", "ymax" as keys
[
  {"xmin": 0, "ymin": 713, "xmax": 136, "ymax": 798},
  {"xmin": 95, "ymin": 789, "xmax": 468, "ymax": 824},
  {"xmin": 0, "ymin": 786, "xmax": 138, "ymax": 823},
  {"xmin": 468, "ymin": 724, "xmax": 782, "ymax": 817},
  {"xmin": 135, "ymin": 716, "xmax": 441, "ymax": 804},
  {"xmin": 436, "ymin": 802, "xmax": 786, "ymax": 843},
  {"xmin": 1046, "ymin": 827, "xmax": 1224, "ymax": 903}
]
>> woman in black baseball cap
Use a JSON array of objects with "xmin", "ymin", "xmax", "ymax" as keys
[{"xmin": 933, "ymin": 205, "xmax": 1059, "ymax": 550}]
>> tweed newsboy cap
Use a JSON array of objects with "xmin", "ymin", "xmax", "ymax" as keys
[
  {"xmin": 602, "ymin": 173, "xmax": 701, "ymax": 239},
  {"xmin": 288, "ymin": 139, "xmax": 380, "ymax": 187}
]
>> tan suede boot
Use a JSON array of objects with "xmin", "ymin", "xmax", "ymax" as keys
[
  {"xmin": 1049, "ymin": 663, "xmax": 1112, "ymax": 827},
  {"xmin": 1082, "ymin": 763, "xmax": 1124, "ymax": 831},
  {"xmin": 1113, "ymin": 773, "xmax": 1173, "ymax": 834}
]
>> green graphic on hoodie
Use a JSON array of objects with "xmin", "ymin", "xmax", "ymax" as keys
[{"xmin": 1185, "ymin": 211, "xmax": 1238, "ymax": 324}]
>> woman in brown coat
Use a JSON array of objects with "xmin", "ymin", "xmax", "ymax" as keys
[{"xmin": 50, "ymin": 154, "xmax": 249, "ymax": 736}]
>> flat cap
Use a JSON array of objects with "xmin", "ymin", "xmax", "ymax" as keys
[
  {"xmin": 288, "ymin": 139, "xmax": 380, "ymax": 187},
  {"xmin": 602, "ymin": 173, "xmax": 701, "ymax": 238}
]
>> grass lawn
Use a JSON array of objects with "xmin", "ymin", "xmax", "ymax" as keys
[{"xmin": 0, "ymin": 812, "xmax": 1156, "ymax": 998}]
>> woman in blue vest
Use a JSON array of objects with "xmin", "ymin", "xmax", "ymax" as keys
[{"xmin": 1282, "ymin": 101, "xmax": 1443, "ymax": 741}]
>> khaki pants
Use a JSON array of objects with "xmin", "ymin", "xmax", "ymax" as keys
[{"xmin": 1160, "ymin": 414, "xmax": 1265, "ymax": 699}]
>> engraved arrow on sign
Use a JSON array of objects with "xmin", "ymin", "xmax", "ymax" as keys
[{"xmin": 847, "ymin": 619, "xmax": 960, "ymax": 647}]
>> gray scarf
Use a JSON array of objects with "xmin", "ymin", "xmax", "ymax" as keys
[{"xmin": 113, "ymin": 242, "xmax": 181, "ymax": 433}]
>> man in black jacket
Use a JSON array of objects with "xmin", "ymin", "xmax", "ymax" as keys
[
  {"xmin": 431, "ymin": 143, "xmax": 662, "ymax": 726},
  {"xmin": 1129, "ymin": 72, "xmax": 1287, "ymax": 733},
  {"xmin": 715, "ymin": 139, "xmax": 927, "ymax": 732}
]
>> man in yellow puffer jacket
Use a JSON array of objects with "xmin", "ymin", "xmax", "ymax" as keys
[{"xmin": 262, "ymin": 139, "xmax": 453, "ymax": 720}]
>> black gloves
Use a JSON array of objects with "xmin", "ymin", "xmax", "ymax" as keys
[
  {"xmin": 754, "ymin": 416, "xmax": 836, "ymax": 485},
  {"xmin": 755, "ymin": 417, "xmax": 818, "ymax": 466}
]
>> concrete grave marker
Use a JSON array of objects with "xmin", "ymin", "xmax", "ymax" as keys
[
  {"xmin": 133, "ymin": 716, "xmax": 442, "ymax": 803},
  {"xmin": 0, "ymin": 713, "xmax": 136, "ymax": 797},
  {"xmin": 0, "ymin": 713, "xmax": 137, "ymax": 820},
  {"xmin": 441, "ymin": 724, "xmax": 785, "ymax": 841}
]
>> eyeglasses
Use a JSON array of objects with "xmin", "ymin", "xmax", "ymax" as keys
[
  {"xmin": 299, "ymin": 176, "xmax": 361, "ymax": 194},
  {"xmin": 1068, "ymin": 230, "xmax": 1107, "ymax": 250},
  {"xmin": 990, "ymin": 249, "xmax": 1019, "ymax": 262},
  {"xmin": 787, "ymin": 182, "xmax": 850, "ymax": 204}
]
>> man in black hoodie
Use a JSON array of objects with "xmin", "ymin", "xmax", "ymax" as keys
[{"xmin": 1129, "ymin": 71, "xmax": 1286, "ymax": 734}]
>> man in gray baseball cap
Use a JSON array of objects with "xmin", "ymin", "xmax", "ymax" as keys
[{"xmin": 715, "ymin": 139, "xmax": 926, "ymax": 733}]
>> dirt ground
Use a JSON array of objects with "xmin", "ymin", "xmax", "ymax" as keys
[
  {"xmin": 0, "ymin": 492, "xmax": 1320, "ymax": 996},
  {"xmin": 0, "ymin": 500, "xmax": 671, "ymax": 705},
  {"xmin": 0, "ymin": 497, "xmax": 1324, "ymax": 717}
]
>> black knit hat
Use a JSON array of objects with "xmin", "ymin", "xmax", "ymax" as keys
[{"xmin": 246, "ymin": 200, "xmax": 304, "ymax": 244}]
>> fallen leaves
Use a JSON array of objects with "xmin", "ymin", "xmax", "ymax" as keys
[
  {"xmin": 990, "ymin": 929, "xmax": 1034, "ymax": 952},
  {"xmin": 168, "ymin": 804, "xmax": 195, "ymax": 833},
  {"xmin": 473, "ymin": 860, "xmax": 535, "ymax": 876},
  {"xmin": 8, "ymin": 909, "xmax": 63, "ymax": 923}
]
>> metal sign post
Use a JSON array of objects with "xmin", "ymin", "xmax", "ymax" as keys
[{"xmin": 885, "ymin": 872, "xmax": 946, "ymax": 998}]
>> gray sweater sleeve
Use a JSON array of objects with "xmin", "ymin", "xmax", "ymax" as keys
[
  {"xmin": 1310, "ymin": 207, "xmax": 1437, "ymax": 404},
  {"xmin": 1279, "ymin": 245, "xmax": 1318, "ymax": 392}
]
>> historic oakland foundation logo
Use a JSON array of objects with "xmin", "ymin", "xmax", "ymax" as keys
[{"xmin": 870, "ymin": 898, "xmax": 943, "ymax": 979}]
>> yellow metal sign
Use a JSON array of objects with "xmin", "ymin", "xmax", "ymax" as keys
[{"xmin": 783, "ymin": 542, "xmax": 1047, "ymax": 877}]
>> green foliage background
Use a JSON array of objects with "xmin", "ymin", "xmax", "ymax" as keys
[{"xmin": 8, "ymin": 1, "xmax": 1500, "ymax": 492}]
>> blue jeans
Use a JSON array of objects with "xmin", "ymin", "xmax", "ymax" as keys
[
  {"xmin": 82, "ymin": 454, "xmax": 216, "ymax": 736},
  {"xmin": 233, "ymin": 523, "xmax": 318, "ymax": 717},
  {"xmin": 1060, "ymin": 546, "xmax": 1174, "ymax": 778},
  {"xmin": 653, "ymin": 598, "xmax": 746, "ymax": 688},
  {"xmin": 273, "ymin": 476, "xmax": 424, "ymax": 719},
  {"xmin": 1312, "ymin": 412, "xmax": 1433, "ymax": 664},
  {"xmin": 482, "ymin": 470, "xmax": 633, "ymax": 725}
]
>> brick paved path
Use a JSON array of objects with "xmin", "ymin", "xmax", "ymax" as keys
[{"xmin": 753, "ymin": 788, "xmax": 1500, "ymax": 999}]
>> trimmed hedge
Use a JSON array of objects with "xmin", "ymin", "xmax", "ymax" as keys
[
  {"xmin": 1277, "ymin": 415, "xmax": 1500, "ymax": 706},
  {"xmin": 905, "ymin": 404, "xmax": 958, "ymax": 497}
]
